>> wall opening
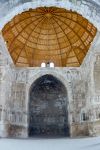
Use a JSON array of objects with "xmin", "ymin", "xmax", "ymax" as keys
[
  {"xmin": 28, "ymin": 74, "xmax": 69, "ymax": 137},
  {"xmin": 41, "ymin": 62, "xmax": 46, "ymax": 67}
]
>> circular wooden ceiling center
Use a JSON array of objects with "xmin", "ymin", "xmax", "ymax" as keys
[
  {"xmin": 2, "ymin": 7, "xmax": 97, "ymax": 67},
  {"xmin": 45, "ymin": 12, "xmax": 52, "ymax": 18}
]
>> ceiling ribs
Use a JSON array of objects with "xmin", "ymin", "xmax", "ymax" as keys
[{"xmin": 2, "ymin": 7, "xmax": 97, "ymax": 67}]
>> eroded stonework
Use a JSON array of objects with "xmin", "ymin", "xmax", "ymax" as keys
[
  {"xmin": 0, "ymin": 29, "xmax": 100, "ymax": 137},
  {"xmin": 0, "ymin": 1, "xmax": 100, "ymax": 138}
]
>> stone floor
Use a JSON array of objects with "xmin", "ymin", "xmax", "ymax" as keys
[{"xmin": 0, "ymin": 136, "xmax": 100, "ymax": 150}]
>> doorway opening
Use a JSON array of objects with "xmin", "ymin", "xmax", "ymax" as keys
[{"xmin": 28, "ymin": 74, "xmax": 69, "ymax": 137}]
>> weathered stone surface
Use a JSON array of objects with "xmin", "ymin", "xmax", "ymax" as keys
[{"xmin": 0, "ymin": 1, "xmax": 100, "ymax": 138}]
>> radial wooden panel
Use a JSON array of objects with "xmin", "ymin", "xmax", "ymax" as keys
[{"xmin": 2, "ymin": 7, "xmax": 97, "ymax": 67}]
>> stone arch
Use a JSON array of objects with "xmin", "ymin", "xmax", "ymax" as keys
[
  {"xmin": 28, "ymin": 74, "xmax": 70, "ymax": 137},
  {"xmin": 26, "ymin": 69, "xmax": 73, "ymax": 137},
  {"xmin": 27, "ymin": 69, "xmax": 72, "ymax": 103}
]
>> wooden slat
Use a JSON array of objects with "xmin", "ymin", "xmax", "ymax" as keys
[{"xmin": 2, "ymin": 6, "xmax": 97, "ymax": 67}]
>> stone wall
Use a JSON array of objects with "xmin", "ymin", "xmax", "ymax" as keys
[
  {"xmin": 0, "ymin": 8, "xmax": 100, "ymax": 137},
  {"xmin": 0, "ymin": 62, "xmax": 93, "ymax": 137},
  {"xmin": 1, "ymin": 53, "xmax": 100, "ymax": 138}
]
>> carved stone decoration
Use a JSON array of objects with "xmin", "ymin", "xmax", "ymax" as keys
[{"xmin": 0, "ymin": 0, "xmax": 100, "ymax": 139}]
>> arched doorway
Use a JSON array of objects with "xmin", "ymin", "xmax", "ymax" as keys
[{"xmin": 28, "ymin": 74, "xmax": 69, "ymax": 137}]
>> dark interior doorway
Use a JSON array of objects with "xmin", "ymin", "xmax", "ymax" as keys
[{"xmin": 28, "ymin": 74, "xmax": 69, "ymax": 137}]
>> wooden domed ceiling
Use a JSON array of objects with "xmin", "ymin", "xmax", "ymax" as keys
[{"xmin": 2, "ymin": 7, "xmax": 97, "ymax": 67}]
